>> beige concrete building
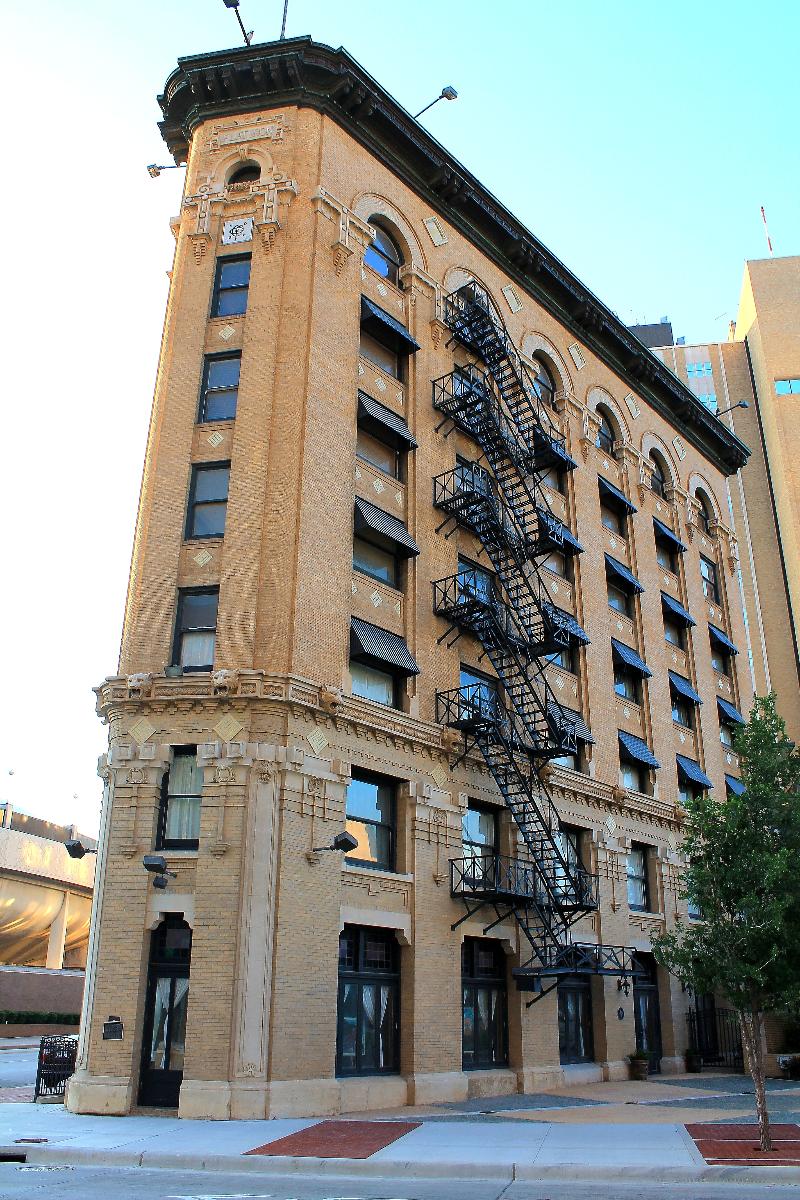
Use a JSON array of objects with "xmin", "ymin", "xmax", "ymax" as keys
[
  {"xmin": 67, "ymin": 36, "xmax": 756, "ymax": 1120},
  {"xmin": 647, "ymin": 256, "xmax": 800, "ymax": 740}
]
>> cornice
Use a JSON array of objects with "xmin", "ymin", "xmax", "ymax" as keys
[{"xmin": 158, "ymin": 36, "xmax": 749, "ymax": 476}]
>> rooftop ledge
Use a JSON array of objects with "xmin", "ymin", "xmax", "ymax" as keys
[{"xmin": 157, "ymin": 35, "xmax": 750, "ymax": 476}]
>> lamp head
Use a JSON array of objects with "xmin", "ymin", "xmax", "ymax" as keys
[
  {"xmin": 143, "ymin": 854, "xmax": 168, "ymax": 874},
  {"xmin": 146, "ymin": 164, "xmax": 161, "ymax": 179},
  {"xmin": 331, "ymin": 830, "xmax": 359, "ymax": 854},
  {"xmin": 739, "ymin": 400, "xmax": 749, "ymax": 409},
  {"xmin": 152, "ymin": 874, "xmax": 169, "ymax": 890},
  {"xmin": 441, "ymin": 86, "xmax": 458, "ymax": 101},
  {"xmin": 65, "ymin": 839, "xmax": 87, "ymax": 860},
  {"xmin": 222, "ymin": 0, "xmax": 240, "ymax": 6}
]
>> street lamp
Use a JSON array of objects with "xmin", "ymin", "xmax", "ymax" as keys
[
  {"xmin": 65, "ymin": 840, "xmax": 97, "ymax": 860},
  {"xmin": 142, "ymin": 854, "xmax": 177, "ymax": 890},
  {"xmin": 715, "ymin": 400, "xmax": 749, "ymax": 419},
  {"xmin": 311, "ymin": 831, "xmax": 359, "ymax": 855},
  {"xmin": 414, "ymin": 86, "xmax": 458, "ymax": 120},
  {"xmin": 146, "ymin": 164, "xmax": 183, "ymax": 179}
]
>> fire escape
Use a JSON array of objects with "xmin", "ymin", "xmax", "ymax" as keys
[{"xmin": 433, "ymin": 281, "xmax": 635, "ymax": 997}]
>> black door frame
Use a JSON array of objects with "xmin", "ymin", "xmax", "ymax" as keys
[
  {"xmin": 138, "ymin": 915, "xmax": 192, "ymax": 1108},
  {"xmin": 633, "ymin": 953, "xmax": 663, "ymax": 1073}
]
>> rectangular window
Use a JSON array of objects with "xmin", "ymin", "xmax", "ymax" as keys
[
  {"xmin": 462, "ymin": 802, "xmax": 498, "ymax": 860},
  {"xmin": 457, "ymin": 558, "xmax": 493, "ymax": 605},
  {"xmin": 664, "ymin": 618, "xmax": 684, "ymax": 648},
  {"xmin": 687, "ymin": 361, "xmax": 713, "ymax": 378},
  {"xmin": 700, "ymin": 556, "xmax": 720, "ymax": 603},
  {"xmin": 540, "ymin": 464, "xmax": 564, "ymax": 493},
  {"xmin": 554, "ymin": 825, "xmax": 582, "ymax": 899},
  {"xmin": 547, "ymin": 644, "xmax": 576, "ymax": 673},
  {"xmin": 614, "ymin": 668, "xmax": 638, "ymax": 702},
  {"xmin": 608, "ymin": 582, "xmax": 631, "ymax": 615},
  {"xmin": 543, "ymin": 550, "xmax": 569, "ymax": 578},
  {"xmin": 679, "ymin": 781, "xmax": 700, "ymax": 806},
  {"xmin": 337, "ymin": 926, "xmax": 399, "ymax": 1076},
  {"xmin": 199, "ymin": 354, "xmax": 240, "ymax": 423},
  {"xmin": 356, "ymin": 427, "xmax": 400, "ymax": 479},
  {"xmin": 353, "ymin": 535, "xmax": 398, "ymax": 587},
  {"xmin": 157, "ymin": 748, "xmax": 203, "ymax": 849},
  {"xmin": 720, "ymin": 721, "xmax": 735, "ymax": 747},
  {"xmin": 620, "ymin": 761, "xmax": 645, "ymax": 793},
  {"xmin": 672, "ymin": 697, "xmax": 692, "ymax": 727},
  {"xmin": 656, "ymin": 543, "xmax": 677, "ymax": 573},
  {"xmin": 462, "ymin": 939, "xmax": 508, "ymax": 1070},
  {"xmin": 211, "ymin": 255, "xmax": 251, "ymax": 317},
  {"xmin": 775, "ymin": 379, "xmax": 800, "ymax": 395},
  {"xmin": 360, "ymin": 329, "xmax": 400, "ymax": 379},
  {"xmin": 173, "ymin": 588, "xmax": 218, "ymax": 672},
  {"xmin": 350, "ymin": 660, "xmax": 396, "ymax": 707},
  {"xmin": 601, "ymin": 504, "xmax": 624, "ymax": 536},
  {"xmin": 460, "ymin": 666, "xmax": 498, "ymax": 722},
  {"xmin": 345, "ymin": 771, "xmax": 395, "ymax": 870},
  {"xmin": 710, "ymin": 644, "xmax": 730, "ymax": 675},
  {"xmin": 185, "ymin": 463, "xmax": 230, "ymax": 540},
  {"xmin": 558, "ymin": 977, "xmax": 594, "ymax": 1064},
  {"xmin": 627, "ymin": 844, "xmax": 649, "ymax": 911}
]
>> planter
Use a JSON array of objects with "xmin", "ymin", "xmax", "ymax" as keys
[
  {"xmin": 685, "ymin": 1049, "xmax": 703, "ymax": 1073},
  {"xmin": 777, "ymin": 1054, "xmax": 800, "ymax": 1080},
  {"xmin": 629, "ymin": 1057, "xmax": 649, "ymax": 1081}
]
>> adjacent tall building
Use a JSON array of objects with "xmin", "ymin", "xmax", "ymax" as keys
[{"xmin": 68, "ymin": 36, "xmax": 758, "ymax": 1120}]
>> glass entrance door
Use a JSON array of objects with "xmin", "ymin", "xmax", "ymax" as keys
[
  {"xmin": 139, "ymin": 916, "xmax": 192, "ymax": 1108},
  {"xmin": 633, "ymin": 953, "xmax": 662, "ymax": 1073}
]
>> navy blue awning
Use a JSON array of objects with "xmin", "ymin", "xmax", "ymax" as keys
[
  {"xmin": 619, "ymin": 731, "xmax": 660, "ymax": 768},
  {"xmin": 360, "ymin": 296, "xmax": 420, "ymax": 353},
  {"xmin": 717, "ymin": 696, "xmax": 744, "ymax": 725},
  {"xmin": 612, "ymin": 638, "xmax": 652, "ymax": 677},
  {"xmin": 354, "ymin": 497, "xmax": 420, "ymax": 557},
  {"xmin": 546, "ymin": 605, "xmax": 590, "ymax": 645},
  {"xmin": 548, "ymin": 702, "xmax": 595, "ymax": 744},
  {"xmin": 357, "ymin": 391, "xmax": 417, "ymax": 449},
  {"xmin": 350, "ymin": 617, "xmax": 420, "ymax": 676},
  {"xmin": 605, "ymin": 553, "xmax": 644, "ymax": 594},
  {"xmin": 709, "ymin": 624, "xmax": 738, "ymax": 656},
  {"xmin": 653, "ymin": 518, "xmax": 687, "ymax": 553},
  {"xmin": 725, "ymin": 774, "xmax": 746, "ymax": 795},
  {"xmin": 538, "ymin": 509, "xmax": 583, "ymax": 555},
  {"xmin": 677, "ymin": 755, "xmax": 713, "ymax": 789},
  {"xmin": 662, "ymin": 592, "xmax": 696, "ymax": 628},
  {"xmin": 669, "ymin": 671, "xmax": 702, "ymax": 705},
  {"xmin": 599, "ymin": 476, "xmax": 637, "ymax": 514}
]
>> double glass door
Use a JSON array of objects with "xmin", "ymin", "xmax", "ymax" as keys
[
  {"xmin": 633, "ymin": 953, "xmax": 662, "ymax": 1072},
  {"xmin": 139, "ymin": 917, "xmax": 192, "ymax": 1107}
]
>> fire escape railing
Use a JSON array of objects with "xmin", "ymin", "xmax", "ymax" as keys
[{"xmin": 434, "ymin": 281, "xmax": 635, "ymax": 991}]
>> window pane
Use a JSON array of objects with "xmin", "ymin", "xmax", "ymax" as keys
[
  {"xmin": 165, "ymin": 794, "xmax": 201, "ymax": 842},
  {"xmin": 215, "ymin": 288, "xmax": 249, "ymax": 317},
  {"xmin": 180, "ymin": 591, "xmax": 218, "ymax": 630},
  {"xmin": 345, "ymin": 818, "xmax": 392, "ymax": 867},
  {"xmin": 601, "ymin": 506, "xmax": 622, "ymax": 534},
  {"xmin": 168, "ymin": 752, "xmax": 203, "ymax": 797},
  {"xmin": 347, "ymin": 776, "xmax": 392, "ymax": 823},
  {"xmin": 360, "ymin": 982, "xmax": 378, "ymax": 1070},
  {"xmin": 620, "ymin": 763, "xmax": 642, "ymax": 791},
  {"xmin": 608, "ymin": 585, "xmax": 628, "ymax": 613},
  {"xmin": 207, "ymin": 358, "xmax": 241, "ymax": 389},
  {"xmin": 775, "ymin": 379, "xmax": 791, "ymax": 396},
  {"xmin": 664, "ymin": 621, "xmax": 682, "ymax": 646},
  {"xmin": 180, "ymin": 630, "xmax": 215, "ymax": 668},
  {"xmin": 543, "ymin": 551, "xmax": 567, "ymax": 577},
  {"xmin": 360, "ymin": 331, "xmax": 399, "ymax": 378},
  {"xmin": 462, "ymin": 985, "xmax": 475, "ymax": 1066},
  {"xmin": 191, "ymin": 502, "xmax": 227, "ymax": 538},
  {"xmin": 458, "ymin": 560, "xmax": 493, "ymax": 602},
  {"xmin": 219, "ymin": 259, "xmax": 251, "ymax": 289},
  {"xmin": 656, "ymin": 545, "xmax": 675, "ymax": 572},
  {"xmin": 148, "ymin": 976, "xmax": 172, "ymax": 1070},
  {"xmin": 167, "ymin": 977, "xmax": 189, "ymax": 1071},
  {"xmin": 353, "ymin": 536, "xmax": 397, "ymax": 586},
  {"xmin": 194, "ymin": 467, "xmax": 230, "ymax": 503},
  {"xmin": 378, "ymin": 984, "xmax": 395, "ymax": 1069},
  {"xmin": 351, "ymin": 661, "xmax": 394, "ymax": 705},
  {"xmin": 339, "ymin": 982, "xmax": 358, "ymax": 1072},
  {"xmin": 462, "ymin": 806, "xmax": 496, "ymax": 848},
  {"xmin": 356, "ymin": 428, "xmax": 397, "ymax": 476}
]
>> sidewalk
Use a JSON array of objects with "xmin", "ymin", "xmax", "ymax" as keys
[{"xmin": 1, "ymin": 1079, "xmax": 800, "ymax": 1184}]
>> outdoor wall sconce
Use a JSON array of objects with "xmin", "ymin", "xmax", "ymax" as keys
[
  {"xmin": 618, "ymin": 975, "xmax": 631, "ymax": 996},
  {"xmin": 142, "ymin": 854, "xmax": 177, "ymax": 890},
  {"xmin": 306, "ymin": 830, "xmax": 359, "ymax": 865},
  {"xmin": 65, "ymin": 839, "xmax": 98, "ymax": 860}
]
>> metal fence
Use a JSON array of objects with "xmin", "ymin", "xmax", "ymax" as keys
[
  {"xmin": 687, "ymin": 1007, "xmax": 743, "ymax": 1070},
  {"xmin": 34, "ymin": 1035, "xmax": 78, "ymax": 1101}
]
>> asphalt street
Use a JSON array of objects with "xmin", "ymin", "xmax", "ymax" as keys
[
  {"xmin": 0, "ymin": 1051, "xmax": 37, "ymax": 1090},
  {"xmin": 0, "ymin": 1167, "xmax": 799, "ymax": 1200}
]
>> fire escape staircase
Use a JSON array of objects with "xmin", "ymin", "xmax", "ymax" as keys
[{"xmin": 433, "ymin": 281, "xmax": 636, "ymax": 995}]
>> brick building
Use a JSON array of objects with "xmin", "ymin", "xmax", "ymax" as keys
[{"xmin": 67, "ymin": 36, "xmax": 757, "ymax": 1120}]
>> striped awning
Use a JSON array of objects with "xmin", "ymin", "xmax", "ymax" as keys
[
  {"xmin": 357, "ymin": 391, "xmax": 417, "ymax": 449},
  {"xmin": 709, "ymin": 623, "xmax": 738, "ymax": 655},
  {"xmin": 599, "ymin": 476, "xmax": 637, "ymax": 513},
  {"xmin": 669, "ymin": 670, "xmax": 703, "ymax": 706},
  {"xmin": 662, "ymin": 592, "xmax": 696, "ymax": 628},
  {"xmin": 612, "ymin": 638, "xmax": 652, "ymax": 678},
  {"xmin": 717, "ymin": 696, "xmax": 744, "ymax": 725},
  {"xmin": 350, "ymin": 617, "xmax": 420, "ymax": 676},
  {"xmin": 546, "ymin": 606, "xmax": 590, "ymax": 645},
  {"xmin": 619, "ymin": 731, "xmax": 660, "ymax": 768},
  {"xmin": 677, "ymin": 755, "xmax": 713, "ymax": 789},
  {"xmin": 653, "ymin": 517, "xmax": 687, "ymax": 553},
  {"xmin": 725, "ymin": 774, "xmax": 746, "ymax": 796},
  {"xmin": 548, "ymin": 702, "xmax": 595, "ymax": 744},
  {"xmin": 605, "ymin": 553, "xmax": 644, "ymax": 594},
  {"xmin": 360, "ymin": 296, "xmax": 420, "ymax": 352},
  {"xmin": 354, "ymin": 497, "xmax": 420, "ymax": 557},
  {"xmin": 538, "ymin": 509, "xmax": 583, "ymax": 555}
]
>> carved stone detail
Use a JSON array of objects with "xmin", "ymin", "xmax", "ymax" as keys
[{"xmin": 312, "ymin": 186, "xmax": 375, "ymax": 275}]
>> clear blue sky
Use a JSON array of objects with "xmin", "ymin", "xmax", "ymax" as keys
[{"xmin": 2, "ymin": 0, "xmax": 797, "ymax": 832}]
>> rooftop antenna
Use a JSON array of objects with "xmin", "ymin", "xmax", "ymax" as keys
[
  {"xmin": 280, "ymin": 0, "xmax": 289, "ymax": 38},
  {"xmin": 760, "ymin": 206, "xmax": 774, "ymax": 256},
  {"xmin": 414, "ymin": 86, "xmax": 458, "ymax": 120},
  {"xmin": 222, "ymin": 0, "xmax": 253, "ymax": 47}
]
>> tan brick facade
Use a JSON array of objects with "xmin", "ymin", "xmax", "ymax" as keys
[{"xmin": 68, "ymin": 39, "xmax": 758, "ymax": 1119}]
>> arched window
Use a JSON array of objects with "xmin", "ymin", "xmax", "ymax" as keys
[
  {"xmin": 227, "ymin": 164, "xmax": 260, "ymax": 185},
  {"xmin": 649, "ymin": 453, "xmax": 668, "ymax": 499},
  {"xmin": 696, "ymin": 490, "xmax": 714, "ymax": 535},
  {"xmin": 532, "ymin": 359, "xmax": 556, "ymax": 407},
  {"xmin": 595, "ymin": 406, "xmax": 618, "ymax": 456},
  {"xmin": 364, "ymin": 220, "xmax": 403, "ymax": 286}
]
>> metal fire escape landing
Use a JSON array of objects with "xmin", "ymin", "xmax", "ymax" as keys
[{"xmin": 434, "ymin": 281, "xmax": 635, "ymax": 992}]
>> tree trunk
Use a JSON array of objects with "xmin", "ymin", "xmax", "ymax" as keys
[{"xmin": 739, "ymin": 1005, "xmax": 772, "ymax": 1152}]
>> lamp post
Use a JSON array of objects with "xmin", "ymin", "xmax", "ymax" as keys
[{"xmin": 414, "ymin": 86, "xmax": 458, "ymax": 120}]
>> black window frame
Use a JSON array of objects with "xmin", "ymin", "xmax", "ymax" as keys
[
  {"xmin": 663, "ymin": 616, "xmax": 685, "ymax": 649},
  {"xmin": 156, "ymin": 746, "xmax": 203, "ymax": 851},
  {"xmin": 172, "ymin": 586, "xmax": 219, "ymax": 673},
  {"xmin": 656, "ymin": 540, "xmax": 678, "ymax": 574},
  {"xmin": 600, "ymin": 501, "xmax": 626, "ymax": 537},
  {"xmin": 336, "ymin": 925, "xmax": 400, "ymax": 1077},
  {"xmin": 614, "ymin": 665, "xmax": 640, "ymax": 703},
  {"xmin": 700, "ymin": 555, "xmax": 721, "ymax": 604},
  {"xmin": 607, "ymin": 579, "xmax": 633, "ymax": 616},
  {"xmin": 184, "ymin": 461, "xmax": 231, "ymax": 541},
  {"xmin": 627, "ymin": 843, "xmax": 650, "ymax": 912},
  {"xmin": 349, "ymin": 658, "xmax": 400, "ymax": 709},
  {"xmin": 558, "ymin": 975, "xmax": 594, "ymax": 1065},
  {"xmin": 649, "ymin": 455, "xmax": 667, "ymax": 498},
  {"xmin": 210, "ymin": 253, "xmax": 251, "ymax": 318},
  {"xmin": 462, "ymin": 800, "xmax": 499, "ymax": 859},
  {"xmin": 345, "ymin": 769, "xmax": 397, "ymax": 872},
  {"xmin": 356, "ymin": 425, "xmax": 402, "ymax": 481},
  {"xmin": 352, "ymin": 532, "xmax": 400, "ymax": 589},
  {"xmin": 198, "ymin": 352, "xmax": 241, "ymax": 424},
  {"xmin": 595, "ymin": 408, "xmax": 617, "ymax": 456},
  {"xmin": 363, "ymin": 222, "xmax": 403, "ymax": 286},
  {"xmin": 461, "ymin": 938, "xmax": 509, "ymax": 1071}
]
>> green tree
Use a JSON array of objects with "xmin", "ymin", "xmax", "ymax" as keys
[{"xmin": 652, "ymin": 693, "xmax": 800, "ymax": 1152}]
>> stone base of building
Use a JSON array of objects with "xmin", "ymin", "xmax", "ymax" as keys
[
  {"xmin": 65, "ymin": 1070, "xmax": 135, "ymax": 1115},
  {"xmin": 659, "ymin": 1055, "xmax": 686, "ymax": 1075}
]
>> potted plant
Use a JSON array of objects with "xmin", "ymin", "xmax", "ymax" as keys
[
  {"xmin": 685, "ymin": 1047, "xmax": 703, "ymax": 1073},
  {"xmin": 628, "ymin": 1049, "xmax": 650, "ymax": 1081}
]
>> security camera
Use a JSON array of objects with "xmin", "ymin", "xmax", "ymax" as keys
[
  {"xmin": 332, "ymin": 831, "xmax": 359, "ymax": 854},
  {"xmin": 143, "ymin": 855, "xmax": 168, "ymax": 874}
]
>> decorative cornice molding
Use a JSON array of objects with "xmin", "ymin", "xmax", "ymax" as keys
[{"xmin": 158, "ymin": 36, "xmax": 749, "ymax": 475}]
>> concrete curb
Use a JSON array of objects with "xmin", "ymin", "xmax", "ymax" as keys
[{"xmin": 7, "ymin": 1142, "xmax": 800, "ymax": 1184}]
